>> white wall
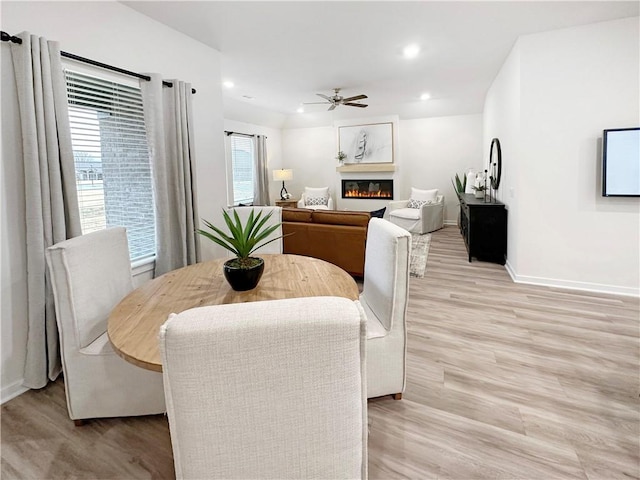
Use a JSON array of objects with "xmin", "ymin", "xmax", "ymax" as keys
[
  {"xmin": 282, "ymin": 126, "xmax": 337, "ymax": 204},
  {"xmin": 400, "ymin": 115, "xmax": 483, "ymax": 222},
  {"xmin": 484, "ymin": 42, "xmax": 522, "ymax": 274},
  {"xmin": 1, "ymin": 1, "xmax": 226, "ymax": 402},
  {"xmin": 281, "ymin": 114, "xmax": 483, "ymax": 221},
  {"xmin": 224, "ymin": 98, "xmax": 286, "ymax": 130},
  {"xmin": 224, "ymin": 119, "xmax": 284, "ymax": 205},
  {"xmin": 484, "ymin": 17, "xmax": 639, "ymax": 295}
]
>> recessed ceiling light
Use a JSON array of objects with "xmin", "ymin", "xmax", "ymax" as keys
[
  {"xmin": 296, "ymin": 107, "xmax": 304, "ymax": 113},
  {"xmin": 223, "ymin": 81, "xmax": 234, "ymax": 88},
  {"xmin": 403, "ymin": 44, "xmax": 420, "ymax": 59},
  {"xmin": 420, "ymin": 93, "xmax": 431, "ymax": 101}
]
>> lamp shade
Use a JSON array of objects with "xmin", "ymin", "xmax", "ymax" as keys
[{"xmin": 273, "ymin": 169, "xmax": 293, "ymax": 182}]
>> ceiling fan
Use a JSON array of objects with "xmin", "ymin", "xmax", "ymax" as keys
[{"xmin": 304, "ymin": 88, "xmax": 368, "ymax": 111}]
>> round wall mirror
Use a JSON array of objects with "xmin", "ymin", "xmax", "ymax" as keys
[{"xmin": 489, "ymin": 138, "xmax": 502, "ymax": 190}]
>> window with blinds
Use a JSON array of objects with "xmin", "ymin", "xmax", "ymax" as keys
[
  {"xmin": 65, "ymin": 70, "xmax": 155, "ymax": 261},
  {"xmin": 228, "ymin": 134, "xmax": 255, "ymax": 205}
]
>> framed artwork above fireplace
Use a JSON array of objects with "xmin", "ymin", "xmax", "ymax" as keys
[{"xmin": 338, "ymin": 122, "xmax": 394, "ymax": 164}]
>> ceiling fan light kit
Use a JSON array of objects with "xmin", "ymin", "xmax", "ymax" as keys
[{"xmin": 303, "ymin": 88, "xmax": 368, "ymax": 111}]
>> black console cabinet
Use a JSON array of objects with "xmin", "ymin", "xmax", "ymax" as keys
[{"xmin": 457, "ymin": 193, "xmax": 507, "ymax": 265}]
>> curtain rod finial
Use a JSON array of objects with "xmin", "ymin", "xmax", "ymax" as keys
[{"xmin": 1, "ymin": 31, "xmax": 22, "ymax": 44}]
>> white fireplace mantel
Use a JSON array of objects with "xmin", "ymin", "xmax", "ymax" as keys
[{"xmin": 336, "ymin": 164, "xmax": 396, "ymax": 173}]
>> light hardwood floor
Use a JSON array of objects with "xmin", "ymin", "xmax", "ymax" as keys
[{"xmin": 2, "ymin": 226, "xmax": 639, "ymax": 479}]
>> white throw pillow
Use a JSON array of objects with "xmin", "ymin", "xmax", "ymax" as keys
[
  {"xmin": 410, "ymin": 187, "xmax": 438, "ymax": 203},
  {"xmin": 407, "ymin": 198, "xmax": 430, "ymax": 209},
  {"xmin": 306, "ymin": 196, "xmax": 328, "ymax": 206}
]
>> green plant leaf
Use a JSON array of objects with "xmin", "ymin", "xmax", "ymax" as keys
[
  {"xmin": 197, "ymin": 218, "xmax": 241, "ymax": 256},
  {"xmin": 451, "ymin": 172, "xmax": 469, "ymax": 194},
  {"xmin": 197, "ymin": 208, "xmax": 286, "ymax": 260}
]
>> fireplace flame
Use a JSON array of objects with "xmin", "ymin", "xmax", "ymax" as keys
[{"xmin": 344, "ymin": 190, "xmax": 393, "ymax": 198}]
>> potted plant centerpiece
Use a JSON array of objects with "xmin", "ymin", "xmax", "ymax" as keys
[{"xmin": 197, "ymin": 209, "xmax": 284, "ymax": 291}]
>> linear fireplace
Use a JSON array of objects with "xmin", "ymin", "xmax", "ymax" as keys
[{"xmin": 342, "ymin": 179, "xmax": 393, "ymax": 199}]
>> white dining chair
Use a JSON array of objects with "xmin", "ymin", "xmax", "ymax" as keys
[
  {"xmin": 159, "ymin": 296, "xmax": 368, "ymax": 479},
  {"xmin": 361, "ymin": 218, "xmax": 411, "ymax": 399},
  {"xmin": 46, "ymin": 227, "xmax": 165, "ymax": 424}
]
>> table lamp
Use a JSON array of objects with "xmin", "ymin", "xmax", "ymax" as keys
[{"xmin": 273, "ymin": 169, "xmax": 293, "ymax": 200}]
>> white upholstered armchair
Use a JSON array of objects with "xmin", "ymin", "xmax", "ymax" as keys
[
  {"xmin": 159, "ymin": 297, "xmax": 368, "ymax": 479},
  {"xmin": 45, "ymin": 227, "xmax": 165, "ymax": 424},
  {"xmin": 361, "ymin": 218, "xmax": 411, "ymax": 399},
  {"xmin": 297, "ymin": 186, "xmax": 334, "ymax": 210},
  {"xmin": 388, "ymin": 187, "xmax": 444, "ymax": 234}
]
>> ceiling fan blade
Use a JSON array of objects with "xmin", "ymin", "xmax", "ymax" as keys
[
  {"xmin": 344, "ymin": 103, "xmax": 368, "ymax": 108},
  {"xmin": 317, "ymin": 93, "xmax": 332, "ymax": 101},
  {"xmin": 303, "ymin": 102, "xmax": 331, "ymax": 105},
  {"xmin": 328, "ymin": 104, "xmax": 337, "ymax": 111},
  {"xmin": 341, "ymin": 94, "xmax": 368, "ymax": 102}
]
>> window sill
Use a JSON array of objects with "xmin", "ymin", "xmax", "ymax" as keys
[{"xmin": 131, "ymin": 255, "xmax": 155, "ymax": 277}]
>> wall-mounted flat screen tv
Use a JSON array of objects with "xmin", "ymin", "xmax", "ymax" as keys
[{"xmin": 602, "ymin": 127, "xmax": 640, "ymax": 197}]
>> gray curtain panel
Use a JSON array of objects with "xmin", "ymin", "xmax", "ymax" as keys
[
  {"xmin": 253, "ymin": 135, "xmax": 271, "ymax": 206},
  {"xmin": 141, "ymin": 75, "xmax": 200, "ymax": 277},
  {"xmin": 11, "ymin": 32, "xmax": 82, "ymax": 388}
]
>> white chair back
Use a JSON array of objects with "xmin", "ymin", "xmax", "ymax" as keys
[
  {"xmin": 46, "ymin": 227, "xmax": 165, "ymax": 422},
  {"xmin": 47, "ymin": 227, "xmax": 133, "ymax": 350},
  {"xmin": 362, "ymin": 218, "xmax": 411, "ymax": 331},
  {"xmin": 160, "ymin": 297, "xmax": 368, "ymax": 480}
]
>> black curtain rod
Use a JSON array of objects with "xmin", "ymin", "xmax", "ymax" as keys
[
  {"xmin": 225, "ymin": 131, "xmax": 255, "ymax": 137},
  {"xmin": 1, "ymin": 31, "xmax": 196, "ymax": 94}
]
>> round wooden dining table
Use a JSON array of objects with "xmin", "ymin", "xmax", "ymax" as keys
[{"xmin": 107, "ymin": 254, "xmax": 360, "ymax": 372}]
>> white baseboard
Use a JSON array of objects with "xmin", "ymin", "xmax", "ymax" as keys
[
  {"xmin": 505, "ymin": 260, "xmax": 639, "ymax": 297},
  {"xmin": 504, "ymin": 260, "xmax": 517, "ymax": 281},
  {"xmin": 1, "ymin": 379, "xmax": 28, "ymax": 405}
]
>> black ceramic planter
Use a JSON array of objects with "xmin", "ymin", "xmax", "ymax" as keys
[{"xmin": 223, "ymin": 257, "xmax": 265, "ymax": 291}]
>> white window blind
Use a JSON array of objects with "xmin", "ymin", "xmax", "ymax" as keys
[
  {"xmin": 229, "ymin": 134, "xmax": 255, "ymax": 205},
  {"xmin": 65, "ymin": 70, "xmax": 155, "ymax": 261}
]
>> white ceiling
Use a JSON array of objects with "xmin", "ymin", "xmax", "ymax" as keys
[{"xmin": 124, "ymin": 1, "xmax": 639, "ymax": 125}]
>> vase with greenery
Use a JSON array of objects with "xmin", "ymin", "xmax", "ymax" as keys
[
  {"xmin": 472, "ymin": 184, "xmax": 486, "ymax": 199},
  {"xmin": 197, "ymin": 209, "xmax": 284, "ymax": 291},
  {"xmin": 336, "ymin": 151, "xmax": 347, "ymax": 164}
]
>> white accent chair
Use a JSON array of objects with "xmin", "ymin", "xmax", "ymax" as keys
[
  {"xmin": 297, "ymin": 186, "xmax": 334, "ymax": 210},
  {"xmin": 159, "ymin": 297, "xmax": 368, "ymax": 480},
  {"xmin": 361, "ymin": 218, "xmax": 411, "ymax": 399},
  {"xmin": 45, "ymin": 227, "xmax": 165, "ymax": 425},
  {"xmin": 227, "ymin": 206, "xmax": 283, "ymax": 254},
  {"xmin": 388, "ymin": 187, "xmax": 444, "ymax": 234}
]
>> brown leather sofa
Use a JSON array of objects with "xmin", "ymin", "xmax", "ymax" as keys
[{"xmin": 282, "ymin": 208, "xmax": 371, "ymax": 277}]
